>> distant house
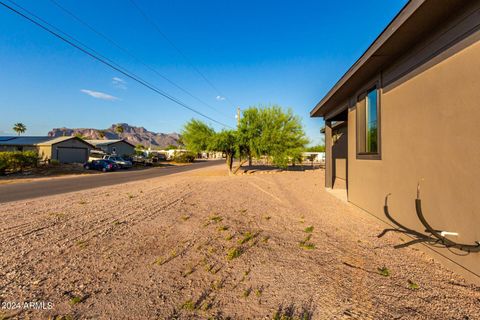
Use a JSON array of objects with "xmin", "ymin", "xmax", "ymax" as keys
[
  {"xmin": 310, "ymin": 1, "xmax": 480, "ymax": 283},
  {"xmin": 86, "ymin": 139, "xmax": 135, "ymax": 156},
  {"xmin": 0, "ymin": 136, "xmax": 94, "ymax": 163}
]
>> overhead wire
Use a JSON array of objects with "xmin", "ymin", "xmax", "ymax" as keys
[
  {"xmin": 128, "ymin": 0, "xmax": 237, "ymax": 108},
  {"xmin": 0, "ymin": 0, "xmax": 233, "ymax": 128},
  {"xmin": 48, "ymin": 0, "xmax": 230, "ymax": 119}
]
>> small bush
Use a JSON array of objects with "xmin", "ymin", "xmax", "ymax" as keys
[
  {"xmin": 299, "ymin": 234, "xmax": 315, "ymax": 250},
  {"xmin": 182, "ymin": 300, "xmax": 195, "ymax": 311},
  {"xmin": 0, "ymin": 156, "xmax": 6, "ymax": 175},
  {"xmin": 173, "ymin": 152, "xmax": 196, "ymax": 163},
  {"xmin": 238, "ymin": 232, "xmax": 254, "ymax": 244},
  {"xmin": 378, "ymin": 266, "xmax": 390, "ymax": 277},
  {"xmin": 226, "ymin": 247, "xmax": 243, "ymax": 260},
  {"xmin": 0, "ymin": 151, "xmax": 39, "ymax": 174},
  {"xmin": 304, "ymin": 226, "xmax": 314, "ymax": 233},
  {"xmin": 407, "ymin": 279, "xmax": 420, "ymax": 290}
]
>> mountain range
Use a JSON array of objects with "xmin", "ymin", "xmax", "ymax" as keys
[{"xmin": 48, "ymin": 123, "xmax": 181, "ymax": 148}]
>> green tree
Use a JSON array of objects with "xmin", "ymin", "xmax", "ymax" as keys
[
  {"xmin": 209, "ymin": 130, "xmax": 237, "ymax": 173},
  {"xmin": 98, "ymin": 130, "xmax": 106, "ymax": 139},
  {"xmin": 238, "ymin": 106, "xmax": 308, "ymax": 168},
  {"xmin": 165, "ymin": 144, "xmax": 178, "ymax": 150},
  {"xmin": 181, "ymin": 119, "xmax": 215, "ymax": 154},
  {"xmin": 237, "ymin": 107, "xmax": 261, "ymax": 166},
  {"xmin": 305, "ymin": 144, "xmax": 325, "ymax": 152},
  {"xmin": 12, "ymin": 123, "xmax": 27, "ymax": 136}
]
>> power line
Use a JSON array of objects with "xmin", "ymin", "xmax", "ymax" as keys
[
  {"xmin": 0, "ymin": 0, "xmax": 233, "ymax": 128},
  {"xmin": 128, "ymin": 0, "xmax": 237, "ymax": 108},
  {"xmin": 48, "ymin": 0, "xmax": 230, "ymax": 119}
]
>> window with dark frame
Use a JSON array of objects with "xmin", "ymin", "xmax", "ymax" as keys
[{"xmin": 357, "ymin": 86, "xmax": 380, "ymax": 157}]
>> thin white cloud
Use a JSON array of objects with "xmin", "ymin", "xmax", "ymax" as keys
[
  {"xmin": 112, "ymin": 77, "xmax": 127, "ymax": 89},
  {"xmin": 216, "ymin": 95, "xmax": 225, "ymax": 101},
  {"xmin": 81, "ymin": 89, "xmax": 119, "ymax": 101}
]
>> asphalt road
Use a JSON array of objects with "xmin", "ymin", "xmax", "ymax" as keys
[{"xmin": 0, "ymin": 160, "xmax": 222, "ymax": 204}]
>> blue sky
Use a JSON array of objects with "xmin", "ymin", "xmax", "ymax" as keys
[{"xmin": 0, "ymin": 0, "xmax": 407, "ymax": 144}]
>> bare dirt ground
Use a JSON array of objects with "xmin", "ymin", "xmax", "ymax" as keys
[{"xmin": 0, "ymin": 164, "xmax": 479, "ymax": 319}]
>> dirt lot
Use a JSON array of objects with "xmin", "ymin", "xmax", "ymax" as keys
[{"xmin": 0, "ymin": 164, "xmax": 479, "ymax": 319}]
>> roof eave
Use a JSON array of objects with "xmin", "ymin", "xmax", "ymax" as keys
[{"xmin": 310, "ymin": 0, "xmax": 425, "ymax": 118}]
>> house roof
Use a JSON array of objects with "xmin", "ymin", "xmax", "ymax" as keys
[
  {"xmin": 37, "ymin": 136, "xmax": 91, "ymax": 146},
  {"xmin": 310, "ymin": 0, "xmax": 466, "ymax": 119},
  {"xmin": 0, "ymin": 136, "xmax": 94, "ymax": 147},
  {"xmin": 0, "ymin": 136, "xmax": 54, "ymax": 146},
  {"xmin": 85, "ymin": 139, "xmax": 135, "ymax": 148}
]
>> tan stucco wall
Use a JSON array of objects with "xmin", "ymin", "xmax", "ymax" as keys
[
  {"xmin": 37, "ymin": 145, "xmax": 52, "ymax": 160},
  {"xmin": 347, "ymin": 37, "xmax": 480, "ymax": 283}
]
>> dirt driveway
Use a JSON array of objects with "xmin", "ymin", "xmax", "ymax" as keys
[{"xmin": 0, "ymin": 164, "xmax": 478, "ymax": 319}]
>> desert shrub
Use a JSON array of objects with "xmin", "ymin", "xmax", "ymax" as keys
[
  {"xmin": 0, "ymin": 154, "xmax": 6, "ymax": 175},
  {"xmin": 22, "ymin": 151, "xmax": 39, "ymax": 167},
  {"xmin": 173, "ymin": 152, "xmax": 196, "ymax": 163},
  {"xmin": 0, "ymin": 151, "xmax": 40, "ymax": 173}
]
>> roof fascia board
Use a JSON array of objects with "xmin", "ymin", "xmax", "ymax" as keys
[{"xmin": 310, "ymin": 0, "xmax": 425, "ymax": 117}]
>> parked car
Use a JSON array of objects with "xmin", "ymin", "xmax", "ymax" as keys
[
  {"xmin": 132, "ymin": 155, "xmax": 153, "ymax": 166},
  {"xmin": 102, "ymin": 155, "xmax": 133, "ymax": 169},
  {"xmin": 84, "ymin": 159, "xmax": 118, "ymax": 172}
]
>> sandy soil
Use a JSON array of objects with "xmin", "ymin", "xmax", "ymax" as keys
[{"xmin": 0, "ymin": 164, "xmax": 479, "ymax": 319}]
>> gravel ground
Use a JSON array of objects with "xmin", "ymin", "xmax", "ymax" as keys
[{"xmin": 0, "ymin": 164, "xmax": 479, "ymax": 319}]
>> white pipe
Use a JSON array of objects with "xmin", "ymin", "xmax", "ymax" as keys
[{"xmin": 440, "ymin": 231, "xmax": 459, "ymax": 237}]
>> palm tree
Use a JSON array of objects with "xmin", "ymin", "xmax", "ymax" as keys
[{"xmin": 13, "ymin": 123, "xmax": 27, "ymax": 136}]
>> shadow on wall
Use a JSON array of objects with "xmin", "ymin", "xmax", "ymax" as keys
[
  {"xmin": 332, "ymin": 125, "xmax": 347, "ymax": 189},
  {"xmin": 378, "ymin": 182, "xmax": 480, "ymax": 254}
]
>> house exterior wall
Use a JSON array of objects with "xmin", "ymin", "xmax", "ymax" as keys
[
  {"xmin": 108, "ymin": 141, "xmax": 135, "ymax": 156},
  {"xmin": 50, "ymin": 139, "xmax": 92, "ymax": 162},
  {"xmin": 37, "ymin": 145, "xmax": 52, "ymax": 160},
  {"xmin": 346, "ymin": 28, "xmax": 480, "ymax": 283}
]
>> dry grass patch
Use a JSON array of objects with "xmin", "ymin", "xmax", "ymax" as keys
[
  {"xmin": 217, "ymin": 225, "xmax": 229, "ymax": 232},
  {"xmin": 377, "ymin": 266, "xmax": 390, "ymax": 277},
  {"xmin": 303, "ymin": 226, "xmax": 314, "ymax": 233},
  {"xmin": 226, "ymin": 247, "xmax": 243, "ymax": 260},
  {"xmin": 299, "ymin": 234, "xmax": 315, "ymax": 250},
  {"xmin": 238, "ymin": 231, "xmax": 254, "ymax": 245}
]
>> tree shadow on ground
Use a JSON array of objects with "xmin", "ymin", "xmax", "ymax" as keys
[{"xmin": 240, "ymin": 164, "xmax": 323, "ymax": 174}]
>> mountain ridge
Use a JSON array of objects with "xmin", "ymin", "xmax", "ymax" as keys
[{"xmin": 48, "ymin": 123, "xmax": 181, "ymax": 148}]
